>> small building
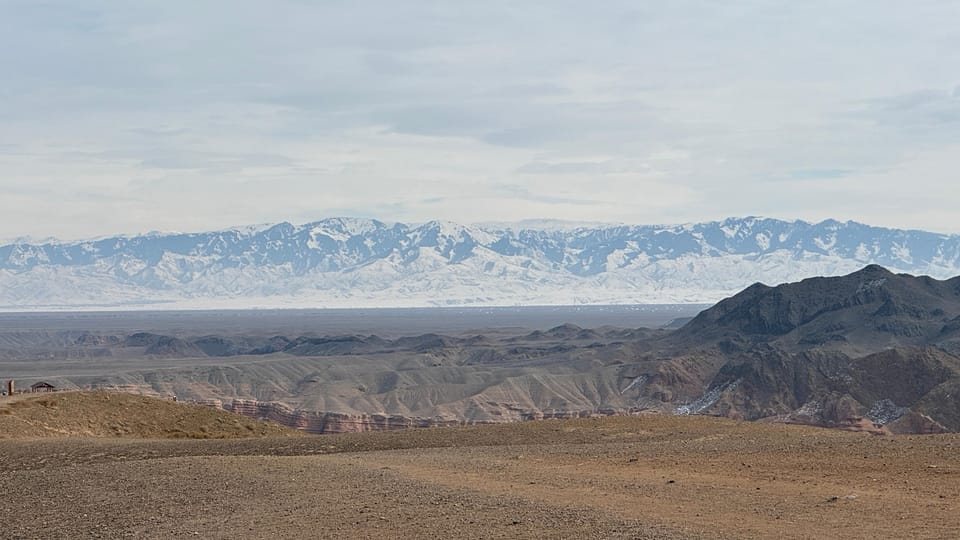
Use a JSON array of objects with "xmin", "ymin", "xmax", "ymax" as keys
[{"xmin": 30, "ymin": 381, "xmax": 56, "ymax": 393}]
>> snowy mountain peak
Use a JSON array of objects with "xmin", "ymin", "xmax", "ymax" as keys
[{"xmin": 0, "ymin": 217, "xmax": 958, "ymax": 309}]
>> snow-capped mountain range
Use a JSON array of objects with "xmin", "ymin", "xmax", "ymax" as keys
[{"xmin": 2, "ymin": 217, "xmax": 959, "ymax": 310}]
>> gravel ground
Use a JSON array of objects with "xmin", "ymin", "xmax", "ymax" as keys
[{"xmin": 2, "ymin": 415, "xmax": 959, "ymax": 539}]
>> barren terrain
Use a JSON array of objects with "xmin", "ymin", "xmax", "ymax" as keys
[
  {"xmin": 1, "ymin": 395, "xmax": 958, "ymax": 539},
  {"xmin": 3, "ymin": 274, "xmax": 960, "ymax": 537},
  {"xmin": 4, "ymin": 268, "xmax": 960, "ymax": 435}
]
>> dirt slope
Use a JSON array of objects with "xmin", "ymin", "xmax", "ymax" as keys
[
  {"xmin": 0, "ymin": 391, "xmax": 300, "ymax": 439},
  {"xmin": 1, "ymin": 415, "xmax": 958, "ymax": 539}
]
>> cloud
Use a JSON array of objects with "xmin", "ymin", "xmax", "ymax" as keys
[
  {"xmin": 494, "ymin": 184, "xmax": 602, "ymax": 206},
  {"xmin": 788, "ymin": 169, "xmax": 853, "ymax": 181},
  {"xmin": 135, "ymin": 151, "xmax": 298, "ymax": 172},
  {"xmin": 862, "ymin": 88, "xmax": 960, "ymax": 128},
  {"xmin": 516, "ymin": 160, "xmax": 652, "ymax": 175},
  {"xmin": 1, "ymin": 1, "xmax": 960, "ymax": 239}
]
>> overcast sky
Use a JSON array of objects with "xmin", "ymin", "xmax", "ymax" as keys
[{"xmin": 2, "ymin": 1, "xmax": 959, "ymax": 240}]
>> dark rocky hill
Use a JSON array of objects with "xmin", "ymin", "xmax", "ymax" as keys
[
  {"xmin": 641, "ymin": 266, "xmax": 960, "ymax": 432},
  {"xmin": 675, "ymin": 265, "xmax": 960, "ymax": 354}
]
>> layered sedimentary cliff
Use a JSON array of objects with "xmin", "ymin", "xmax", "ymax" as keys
[
  {"xmin": 198, "ymin": 398, "xmax": 641, "ymax": 434},
  {"xmin": 227, "ymin": 399, "xmax": 463, "ymax": 433}
]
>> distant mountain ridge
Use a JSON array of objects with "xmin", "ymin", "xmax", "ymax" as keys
[{"xmin": 2, "ymin": 217, "xmax": 960, "ymax": 309}]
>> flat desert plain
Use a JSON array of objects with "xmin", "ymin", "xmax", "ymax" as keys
[{"xmin": 1, "ymin": 393, "xmax": 958, "ymax": 539}]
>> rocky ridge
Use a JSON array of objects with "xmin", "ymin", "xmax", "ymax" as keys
[{"xmin": 643, "ymin": 266, "xmax": 960, "ymax": 433}]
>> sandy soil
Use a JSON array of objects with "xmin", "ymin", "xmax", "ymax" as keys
[
  {"xmin": 2, "ymin": 414, "xmax": 959, "ymax": 539},
  {"xmin": 0, "ymin": 392, "xmax": 299, "ymax": 439}
]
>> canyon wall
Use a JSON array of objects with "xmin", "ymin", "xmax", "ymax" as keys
[{"xmin": 196, "ymin": 398, "xmax": 643, "ymax": 434}]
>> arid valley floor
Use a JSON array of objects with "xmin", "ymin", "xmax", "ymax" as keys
[
  {"xmin": 5, "ymin": 272, "xmax": 960, "ymax": 539},
  {"xmin": 2, "ymin": 392, "xmax": 958, "ymax": 539}
]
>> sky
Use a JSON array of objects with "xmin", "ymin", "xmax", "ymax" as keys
[{"xmin": 1, "ymin": 1, "xmax": 959, "ymax": 240}]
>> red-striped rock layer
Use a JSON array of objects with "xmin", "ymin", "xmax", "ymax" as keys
[{"xmin": 206, "ymin": 399, "xmax": 645, "ymax": 434}]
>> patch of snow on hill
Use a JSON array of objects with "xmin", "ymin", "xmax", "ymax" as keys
[
  {"xmin": 891, "ymin": 242, "xmax": 913, "ymax": 265},
  {"xmin": 675, "ymin": 380, "xmax": 741, "ymax": 415},
  {"xmin": 755, "ymin": 233, "xmax": 770, "ymax": 251},
  {"xmin": 865, "ymin": 399, "xmax": 909, "ymax": 425},
  {"xmin": 814, "ymin": 234, "xmax": 837, "ymax": 252}
]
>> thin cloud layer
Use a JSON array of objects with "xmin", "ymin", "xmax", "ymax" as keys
[{"xmin": 1, "ymin": 1, "xmax": 959, "ymax": 239}]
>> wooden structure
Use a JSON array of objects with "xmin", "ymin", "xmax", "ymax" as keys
[
  {"xmin": 6, "ymin": 379, "xmax": 13, "ymax": 396},
  {"xmin": 30, "ymin": 381, "xmax": 56, "ymax": 393}
]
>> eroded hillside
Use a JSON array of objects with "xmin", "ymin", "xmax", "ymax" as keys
[{"xmin": 3, "ymin": 266, "xmax": 960, "ymax": 434}]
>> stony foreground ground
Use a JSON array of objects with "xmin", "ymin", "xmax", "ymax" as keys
[{"xmin": 2, "ymin": 414, "xmax": 959, "ymax": 539}]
